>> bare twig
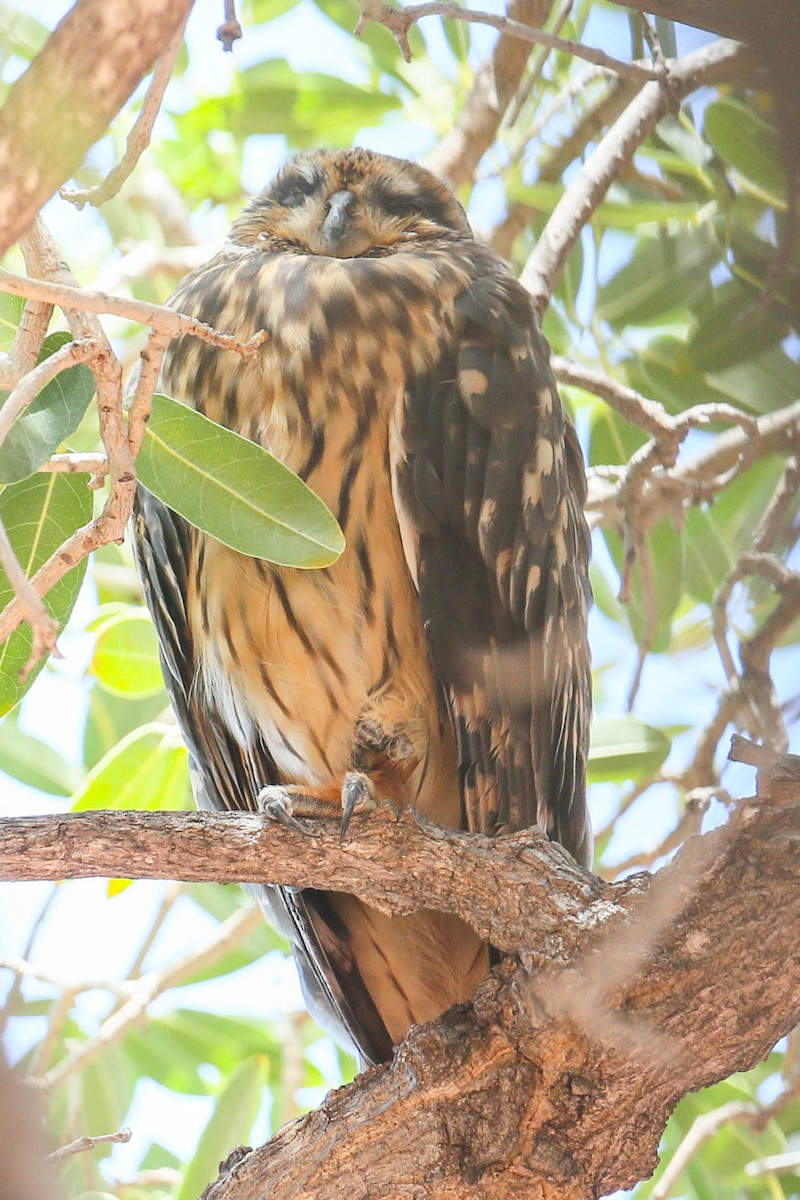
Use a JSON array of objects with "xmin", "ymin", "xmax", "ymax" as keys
[
  {"xmin": 0, "ymin": 269, "xmax": 268, "ymax": 359},
  {"xmin": 0, "ymin": 519, "xmax": 61, "ymax": 675},
  {"xmin": 425, "ymin": 0, "xmax": 552, "ymax": 190},
  {"xmin": 37, "ymin": 904, "xmax": 262, "ymax": 1094},
  {"xmin": 355, "ymin": 0, "xmax": 659, "ymax": 80},
  {"xmin": 217, "ymin": 0, "xmax": 243, "ymax": 50},
  {"xmin": 48, "ymin": 1127, "xmax": 132, "ymax": 1161},
  {"xmin": 60, "ymin": 10, "xmax": 190, "ymax": 210},
  {"xmin": 520, "ymin": 38, "xmax": 749, "ymax": 311},
  {"xmin": 651, "ymin": 1101, "xmax": 759, "ymax": 1199},
  {"xmin": 38, "ymin": 452, "xmax": 109, "ymax": 475}
]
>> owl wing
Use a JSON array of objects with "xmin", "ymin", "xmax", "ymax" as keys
[
  {"xmin": 133, "ymin": 487, "xmax": 392, "ymax": 1065},
  {"xmin": 392, "ymin": 255, "xmax": 593, "ymax": 865}
]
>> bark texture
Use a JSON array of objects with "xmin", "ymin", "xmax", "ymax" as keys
[
  {"xmin": 0, "ymin": 0, "xmax": 194, "ymax": 255},
  {"xmin": 1, "ymin": 778, "xmax": 798, "ymax": 1198}
]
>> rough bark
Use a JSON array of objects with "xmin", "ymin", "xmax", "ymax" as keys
[
  {"xmin": 1, "ymin": 777, "xmax": 798, "ymax": 1198},
  {"xmin": 0, "ymin": 0, "xmax": 194, "ymax": 255}
]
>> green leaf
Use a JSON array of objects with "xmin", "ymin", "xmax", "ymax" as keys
[
  {"xmin": 705, "ymin": 345, "xmax": 800, "ymax": 415},
  {"xmin": 682, "ymin": 507, "xmax": 733, "ymax": 605},
  {"xmin": 83, "ymin": 684, "xmax": 168, "ymax": 769},
  {"xmin": 0, "ymin": 332, "xmax": 95, "ymax": 483},
  {"xmin": 0, "ymin": 472, "xmax": 93, "ymax": 715},
  {"xmin": 90, "ymin": 610, "xmax": 164, "ymax": 698},
  {"xmin": 0, "ymin": 292, "xmax": 23, "ymax": 352},
  {"xmin": 71, "ymin": 722, "xmax": 191, "ymax": 811},
  {"xmin": 589, "ymin": 715, "xmax": 671, "ymax": 783},
  {"xmin": 0, "ymin": 3, "xmax": 51, "ymax": 59},
  {"xmin": 687, "ymin": 280, "xmax": 789, "ymax": 372},
  {"xmin": 172, "ymin": 1055, "xmax": 270, "ymax": 1200},
  {"xmin": 177, "ymin": 58, "xmax": 400, "ymax": 150},
  {"xmin": 136, "ymin": 394, "xmax": 345, "ymax": 568},
  {"xmin": 0, "ymin": 708, "xmax": 83, "ymax": 795},
  {"xmin": 604, "ymin": 519, "xmax": 683, "ymax": 653},
  {"xmin": 704, "ymin": 98, "xmax": 786, "ymax": 207},
  {"xmin": 588, "ymin": 401, "xmax": 648, "ymax": 467},
  {"xmin": 597, "ymin": 226, "xmax": 720, "ymax": 327}
]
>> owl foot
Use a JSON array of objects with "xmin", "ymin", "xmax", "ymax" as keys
[
  {"xmin": 340, "ymin": 771, "xmax": 378, "ymax": 842},
  {"xmin": 256, "ymin": 786, "xmax": 322, "ymax": 837}
]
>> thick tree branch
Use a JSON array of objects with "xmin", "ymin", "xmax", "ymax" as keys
[
  {"xmin": 0, "ymin": 807, "xmax": 608, "ymax": 955},
  {"xmin": 2, "ymin": 769, "xmax": 798, "ymax": 1198},
  {"xmin": 0, "ymin": 0, "xmax": 194, "ymax": 255},
  {"xmin": 205, "ymin": 782, "xmax": 800, "ymax": 1200}
]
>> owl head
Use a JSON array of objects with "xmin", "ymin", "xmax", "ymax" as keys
[{"xmin": 231, "ymin": 148, "xmax": 472, "ymax": 258}]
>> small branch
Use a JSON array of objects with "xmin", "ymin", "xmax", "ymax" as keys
[
  {"xmin": 0, "ymin": 289, "xmax": 52, "ymax": 390},
  {"xmin": 552, "ymin": 357, "xmax": 673, "ymax": 438},
  {"xmin": 520, "ymin": 37, "xmax": 749, "ymax": 311},
  {"xmin": 0, "ymin": 520, "xmax": 61, "ymax": 676},
  {"xmin": 0, "ymin": 269, "xmax": 268, "ymax": 359},
  {"xmin": 217, "ymin": 0, "xmax": 243, "ymax": 51},
  {"xmin": 127, "ymin": 330, "xmax": 169, "ymax": 458},
  {"xmin": 651, "ymin": 1101, "xmax": 758, "ymax": 1199},
  {"xmin": 48, "ymin": 1127, "xmax": 132, "ymax": 1161},
  {"xmin": 0, "ymin": 337, "xmax": 97, "ymax": 449},
  {"xmin": 38, "ymin": 452, "xmax": 109, "ymax": 475},
  {"xmin": 37, "ymin": 904, "xmax": 262, "ymax": 1094},
  {"xmin": 425, "ymin": 0, "xmax": 551, "ymax": 190},
  {"xmin": 355, "ymin": 0, "xmax": 658, "ymax": 80},
  {"xmin": 60, "ymin": 11, "xmax": 189, "ymax": 210}
]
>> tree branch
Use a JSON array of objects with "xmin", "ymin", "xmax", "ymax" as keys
[
  {"xmin": 2, "ymin": 766, "xmax": 798, "ymax": 1198},
  {"xmin": 424, "ymin": 0, "xmax": 553, "ymax": 190},
  {"xmin": 521, "ymin": 37, "xmax": 750, "ymax": 311},
  {"xmin": 0, "ymin": 807, "xmax": 607, "ymax": 955},
  {"xmin": 0, "ymin": 0, "xmax": 194, "ymax": 255}
]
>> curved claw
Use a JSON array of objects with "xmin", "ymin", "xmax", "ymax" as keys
[
  {"xmin": 256, "ymin": 786, "xmax": 321, "ymax": 838},
  {"xmin": 340, "ymin": 771, "xmax": 377, "ymax": 843}
]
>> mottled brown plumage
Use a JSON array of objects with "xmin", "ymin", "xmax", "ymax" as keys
[{"xmin": 134, "ymin": 148, "xmax": 592, "ymax": 1065}]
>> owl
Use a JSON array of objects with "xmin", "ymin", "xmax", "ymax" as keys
[{"xmin": 134, "ymin": 148, "xmax": 592, "ymax": 1065}]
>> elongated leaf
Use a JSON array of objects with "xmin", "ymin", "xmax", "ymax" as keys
[
  {"xmin": 0, "ymin": 709, "xmax": 83, "ymax": 795},
  {"xmin": 90, "ymin": 609, "xmax": 164, "ymax": 698},
  {"xmin": 0, "ymin": 472, "xmax": 92, "ymax": 715},
  {"xmin": 589, "ymin": 715, "xmax": 671, "ymax": 783},
  {"xmin": 688, "ymin": 281, "xmax": 789, "ymax": 372},
  {"xmin": 172, "ymin": 1055, "xmax": 270, "ymax": 1200},
  {"xmin": 0, "ymin": 332, "xmax": 95, "ymax": 483},
  {"xmin": 83, "ymin": 684, "xmax": 168, "ymax": 769},
  {"xmin": 682, "ymin": 508, "xmax": 733, "ymax": 605},
  {"xmin": 604, "ymin": 519, "xmax": 683, "ymax": 653},
  {"xmin": 0, "ymin": 292, "xmax": 23, "ymax": 352},
  {"xmin": 71, "ymin": 722, "xmax": 191, "ymax": 811},
  {"xmin": 136, "ymin": 394, "xmax": 344, "ymax": 568},
  {"xmin": 597, "ymin": 227, "xmax": 720, "ymax": 327},
  {"xmin": 704, "ymin": 98, "xmax": 786, "ymax": 207}
]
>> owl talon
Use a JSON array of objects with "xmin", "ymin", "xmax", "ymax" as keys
[
  {"xmin": 256, "ymin": 786, "xmax": 321, "ymax": 837},
  {"xmin": 340, "ymin": 771, "xmax": 378, "ymax": 842}
]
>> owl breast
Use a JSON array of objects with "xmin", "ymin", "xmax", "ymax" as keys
[{"xmin": 165, "ymin": 248, "xmax": 468, "ymax": 824}]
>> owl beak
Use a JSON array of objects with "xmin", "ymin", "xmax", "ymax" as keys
[{"xmin": 321, "ymin": 190, "xmax": 356, "ymax": 252}]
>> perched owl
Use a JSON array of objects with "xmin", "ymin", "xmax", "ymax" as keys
[{"xmin": 134, "ymin": 148, "xmax": 592, "ymax": 1066}]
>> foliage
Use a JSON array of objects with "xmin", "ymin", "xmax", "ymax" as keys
[{"xmin": 0, "ymin": 1, "xmax": 798, "ymax": 1198}]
